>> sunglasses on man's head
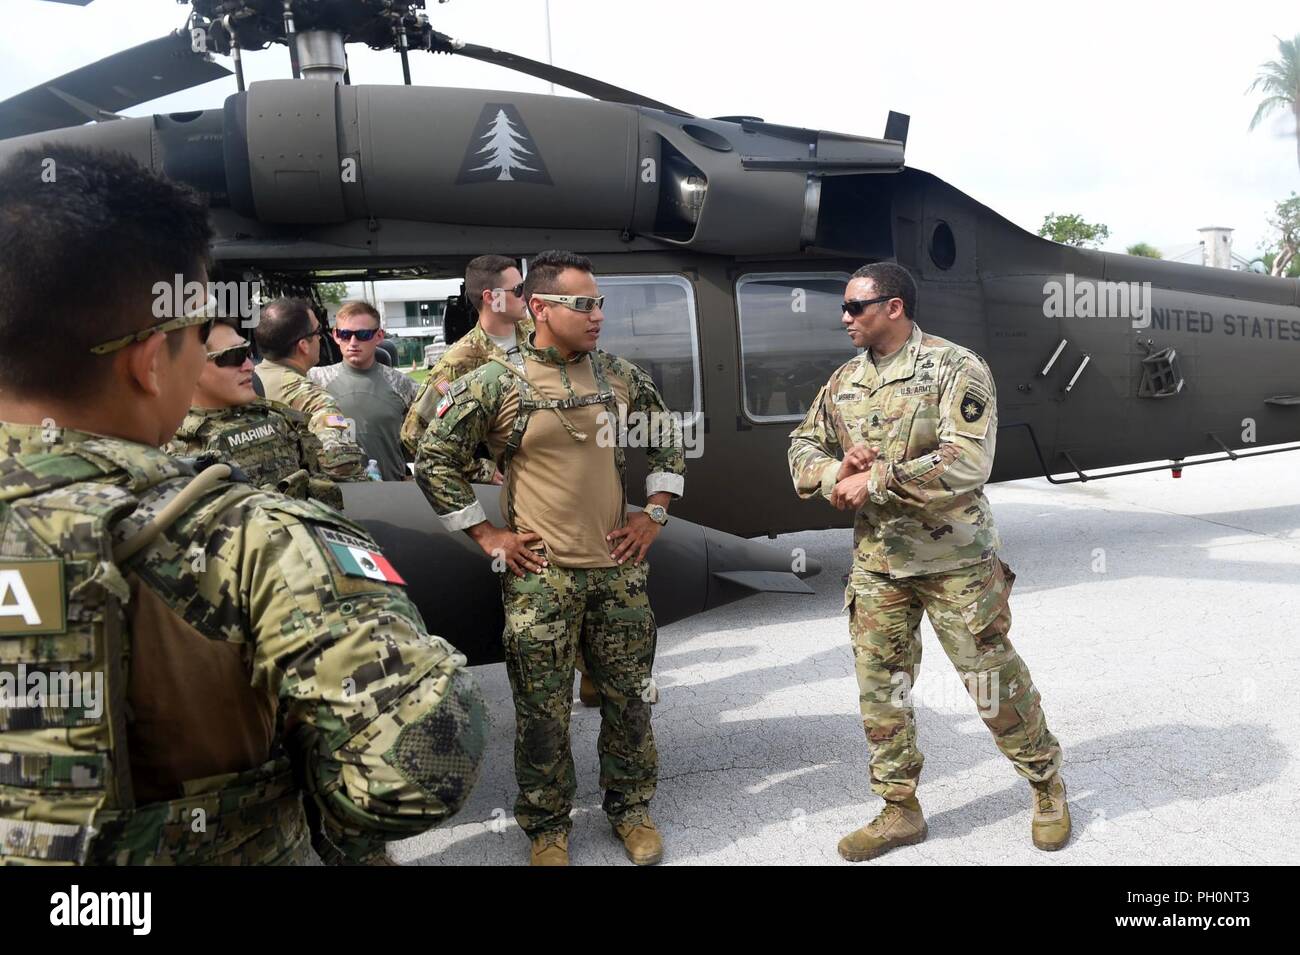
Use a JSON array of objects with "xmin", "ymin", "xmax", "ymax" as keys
[
  {"xmin": 334, "ymin": 327, "xmax": 380, "ymax": 342},
  {"xmin": 89, "ymin": 312, "xmax": 214, "ymax": 355},
  {"xmin": 207, "ymin": 343, "xmax": 252, "ymax": 368},
  {"xmin": 531, "ymin": 293, "xmax": 606, "ymax": 313},
  {"xmin": 841, "ymin": 295, "xmax": 897, "ymax": 318}
]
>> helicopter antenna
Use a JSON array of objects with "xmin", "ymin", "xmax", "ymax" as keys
[
  {"xmin": 283, "ymin": 1, "xmax": 301, "ymax": 79},
  {"xmin": 222, "ymin": 16, "xmax": 246, "ymax": 93}
]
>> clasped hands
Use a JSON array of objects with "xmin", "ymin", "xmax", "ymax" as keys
[{"xmin": 830, "ymin": 444, "xmax": 880, "ymax": 511}]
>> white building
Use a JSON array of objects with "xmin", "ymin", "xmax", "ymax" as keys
[
  {"xmin": 324, "ymin": 279, "xmax": 463, "ymax": 333},
  {"xmin": 1160, "ymin": 226, "xmax": 1256, "ymax": 270}
]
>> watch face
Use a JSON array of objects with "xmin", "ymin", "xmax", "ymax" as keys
[{"xmin": 649, "ymin": 505, "xmax": 667, "ymax": 523}]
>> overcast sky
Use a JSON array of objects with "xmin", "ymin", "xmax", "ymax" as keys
[{"xmin": 3, "ymin": 0, "xmax": 1298, "ymax": 258}]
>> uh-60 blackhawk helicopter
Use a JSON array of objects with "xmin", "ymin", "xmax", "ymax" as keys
[{"xmin": 3, "ymin": 0, "xmax": 1298, "ymax": 664}]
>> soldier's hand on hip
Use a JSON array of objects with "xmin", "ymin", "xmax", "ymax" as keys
[
  {"xmin": 469, "ymin": 523, "xmax": 547, "ymax": 576},
  {"xmin": 837, "ymin": 444, "xmax": 878, "ymax": 482},
  {"xmin": 490, "ymin": 469, "xmax": 505, "ymax": 486},
  {"xmin": 831, "ymin": 472, "xmax": 871, "ymax": 511},
  {"xmin": 607, "ymin": 512, "xmax": 660, "ymax": 565}
]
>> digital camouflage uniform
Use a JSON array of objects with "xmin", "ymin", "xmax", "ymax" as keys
[
  {"xmin": 164, "ymin": 398, "xmax": 344, "ymax": 510},
  {"xmin": 401, "ymin": 319, "xmax": 533, "ymax": 482},
  {"xmin": 788, "ymin": 323, "xmax": 1061, "ymax": 801},
  {"xmin": 256, "ymin": 359, "xmax": 367, "ymax": 482},
  {"xmin": 414, "ymin": 337, "xmax": 684, "ymax": 836},
  {"xmin": 0, "ymin": 423, "xmax": 485, "ymax": 865}
]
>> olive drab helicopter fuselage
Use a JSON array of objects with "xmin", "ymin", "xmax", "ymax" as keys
[{"xmin": 4, "ymin": 0, "xmax": 1298, "ymax": 661}]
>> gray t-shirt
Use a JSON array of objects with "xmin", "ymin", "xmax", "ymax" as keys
[
  {"xmin": 311, "ymin": 361, "xmax": 415, "ymax": 481},
  {"xmin": 486, "ymin": 329, "xmax": 516, "ymax": 353}
]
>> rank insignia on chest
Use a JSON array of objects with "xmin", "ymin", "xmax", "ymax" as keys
[
  {"xmin": 870, "ymin": 414, "xmax": 881, "ymax": 428},
  {"xmin": 960, "ymin": 391, "xmax": 987, "ymax": 422}
]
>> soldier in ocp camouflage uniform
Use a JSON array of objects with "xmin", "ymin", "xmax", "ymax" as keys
[
  {"xmin": 416, "ymin": 251, "xmax": 685, "ymax": 866},
  {"xmin": 253, "ymin": 298, "xmax": 368, "ymax": 482},
  {"xmin": 0, "ymin": 145, "xmax": 485, "ymax": 866},
  {"xmin": 164, "ymin": 318, "xmax": 344, "ymax": 509},
  {"xmin": 789, "ymin": 262, "xmax": 1069, "ymax": 860},
  {"xmin": 401, "ymin": 254, "xmax": 535, "ymax": 481}
]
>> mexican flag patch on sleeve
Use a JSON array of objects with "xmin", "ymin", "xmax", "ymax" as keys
[{"xmin": 316, "ymin": 527, "xmax": 406, "ymax": 585}]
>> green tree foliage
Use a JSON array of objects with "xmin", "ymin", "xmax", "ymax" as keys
[
  {"xmin": 1125, "ymin": 242, "xmax": 1162, "ymax": 259},
  {"xmin": 1247, "ymin": 34, "xmax": 1300, "ymax": 173},
  {"xmin": 316, "ymin": 281, "xmax": 348, "ymax": 305},
  {"xmin": 1251, "ymin": 193, "xmax": 1300, "ymax": 277},
  {"xmin": 1038, "ymin": 213, "xmax": 1111, "ymax": 249}
]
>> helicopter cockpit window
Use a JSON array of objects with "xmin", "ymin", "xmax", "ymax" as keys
[
  {"xmin": 737, "ymin": 272, "xmax": 855, "ymax": 422},
  {"xmin": 595, "ymin": 275, "xmax": 701, "ymax": 418}
]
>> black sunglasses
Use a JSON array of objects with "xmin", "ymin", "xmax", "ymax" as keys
[
  {"xmin": 207, "ymin": 343, "xmax": 252, "ymax": 368},
  {"xmin": 842, "ymin": 296, "xmax": 897, "ymax": 318},
  {"xmin": 335, "ymin": 327, "xmax": 380, "ymax": 342},
  {"xmin": 292, "ymin": 323, "xmax": 327, "ymax": 346}
]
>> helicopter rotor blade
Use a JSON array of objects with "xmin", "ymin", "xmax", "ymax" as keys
[
  {"xmin": 430, "ymin": 32, "xmax": 690, "ymax": 117},
  {"xmin": 0, "ymin": 30, "xmax": 232, "ymax": 140}
]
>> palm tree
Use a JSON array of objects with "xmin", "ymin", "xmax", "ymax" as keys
[{"xmin": 1247, "ymin": 34, "xmax": 1300, "ymax": 172}]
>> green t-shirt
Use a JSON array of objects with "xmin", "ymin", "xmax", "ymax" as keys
[{"xmin": 316, "ymin": 362, "xmax": 412, "ymax": 481}]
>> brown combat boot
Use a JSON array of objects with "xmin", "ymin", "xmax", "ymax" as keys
[
  {"xmin": 1031, "ymin": 775, "xmax": 1071, "ymax": 851},
  {"xmin": 578, "ymin": 673, "xmax": 601, "ymax": 708},
  {"xmin": 612, "ymin": 811, "xmax": 663, "ymax": 866},
  {"xmin": 837, "ymin": 796, "xmax": 927, "ymax": 862},
  {"xmin": 529, "ymin": 830, "xmax": 570, "ymax": 866}
]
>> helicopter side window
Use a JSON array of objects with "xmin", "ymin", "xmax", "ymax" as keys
[
  {"xmin": 736, "ymin": 272, "xmax": 855, "ymax": 422},
  {"xmin": 596, "ymin": 275, "xmax": 701, "ymax": 420}
]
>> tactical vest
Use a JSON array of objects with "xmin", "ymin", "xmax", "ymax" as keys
[
  {"xmin": 0, "ymin": 441, "xmax": 310, "ymax": 865},
  {"xmin": 171, "ymin": 402, "xmax": 316, "ymax": 500},
  {"xmin": 486, "ymin": 349, "xmax": 625, "ymax": 529}
]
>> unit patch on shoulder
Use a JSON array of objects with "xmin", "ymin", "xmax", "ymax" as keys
[
  {"xmin": 435, "ymin": 394, "xmax": 454, "ymax": 418},
  {"xmin": 0, "ymin": 560, "xmax": 66, "ymax": 636},
  {"xmin": 960, "ymin": 390, "xmax": 987, "ymax": 423},
  {"xmin": 316, "ymin": 527, "xmax": 406, "ymax": 586}
]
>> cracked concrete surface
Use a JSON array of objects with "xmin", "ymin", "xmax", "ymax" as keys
[{"xmin": 395, "ymin": 454, "xmax": 1300, "ymax": 866}]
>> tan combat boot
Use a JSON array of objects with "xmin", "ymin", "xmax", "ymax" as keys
[
  {"xmin": 1031, "ymin": 775, "xmax": 1071, "ymax": 851},
  {"xmin": 529, "ymin": 830, "xmax": 570, "ymax": 866},
  {"xmin": 837, "ymin": 796, "xmax": 927, "ymax": 862},
  {"xmin": 578, "ymin": 673, "xmax": 601, "ymax": 708},
  {"xmin": 612, "ymin": 811, "xmax": 663, "ymax": 866}
]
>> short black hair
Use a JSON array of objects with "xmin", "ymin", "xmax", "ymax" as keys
[
  {"xmin": 465, "ymin": 254, "xmax": 518, "ymax": 314},
  {"xmin": 852, "ymin": 261, "xmax": 917, "ymax": 318},
  {"xmin": 522, "ymin": 250, "xmax": 594, "ymax": 302},
  {"xmin": 255, "ymin": 297, "xmax": 315, "ymax": 360},
  {"xmin": 0, "ymin": 145, "xmax": 211, "ymax": 401}
]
